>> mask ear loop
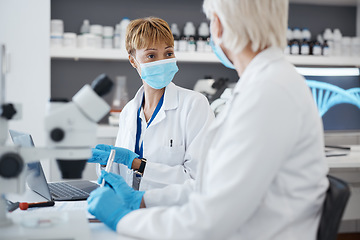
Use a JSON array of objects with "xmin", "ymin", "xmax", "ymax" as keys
[
  {"xmin": 131, "ymin": 55, "xmax": 142, "ymax": 77},
  {"xmin": 210, "ymin": 14, "xmax": 224, "ymax": 46}
]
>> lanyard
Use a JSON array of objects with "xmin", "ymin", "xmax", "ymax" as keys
[{"xmin": 135, "ymin": 94, "xmax": 164, "ymax": 158}]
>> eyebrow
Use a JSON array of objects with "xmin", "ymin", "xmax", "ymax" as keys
[{"xmin": 144, "ymin": 46, "xmax": 173, "ymax": 51}]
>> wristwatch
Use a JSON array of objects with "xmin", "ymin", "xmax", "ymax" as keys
[{"xmin": 135, "ymin": 158, "xmax": 147, "ymax": 176}]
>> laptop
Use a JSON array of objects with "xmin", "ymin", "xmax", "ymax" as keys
[{"xmin": 9, "ymin": 129, "xmax": 99, "ymax": 201}]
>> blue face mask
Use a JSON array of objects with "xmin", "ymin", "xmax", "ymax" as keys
[
  {"xmin": 210, "ymin": 37, "xmax": 235, "ymax": 69},
  {"xmin": 137, "ymin": 58, "xmax": 179, "ymax": 89}
]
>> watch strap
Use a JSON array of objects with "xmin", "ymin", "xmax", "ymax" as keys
[{"xmin": 138, "ymin": 158, "xmax": 147, "ymax": 174}]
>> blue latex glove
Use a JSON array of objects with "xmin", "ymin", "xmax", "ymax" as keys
[
  {"xmin": 98, "ymin": 170, "xmax": 145, "ymax": 210},
  {"xmin": 87, "ymin": 186, "xmax": 131, "ymax": 231},
  {"xmin": 88, "ymin": 144, "xmax": 139, "ymax": 169}
]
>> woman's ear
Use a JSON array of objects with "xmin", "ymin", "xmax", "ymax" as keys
[
  {"xmin": 128, "ymin": 54, "xmax": 137, "ymax": 68},
  {"xmin": 211, "ymin": 13, "xmax": 223, "ymax": 40},
  {"xmin": 129, "ymin": 54, "xmax": 141, "ymax": 76}
]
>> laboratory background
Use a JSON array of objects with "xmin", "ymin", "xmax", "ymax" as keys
[{"xmin": 1, "ymin": 0, "xmax": 360, "ymax": 239}]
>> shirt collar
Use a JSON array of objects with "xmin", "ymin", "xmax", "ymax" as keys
[
  {"xmin": 233, "ymin": 47, "xmax": 284, "ymax": 94},
  {"xmin": 132, "ymin": 82, "xmax": 178, "ymax": 111},
  {"xmin": 163, "ymin": 82, "xmax": 178, "ymax": 111}
]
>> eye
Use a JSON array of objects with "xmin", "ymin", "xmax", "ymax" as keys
[
  {"xmin": 147, "ymin": 54, "xmax": 155, "ymax": 59},
  {"xmin": 166, "ymin": 52, "xmax": 174, "ymax": 57}
]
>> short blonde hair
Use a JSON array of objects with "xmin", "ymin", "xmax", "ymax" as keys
[
  {"xmin": 203, "ymin": 0, "xmax": 288, "ymax": 53},
  {"xmin": 125, "ymin": 17, "xmax": 174, "ymax": 55}
]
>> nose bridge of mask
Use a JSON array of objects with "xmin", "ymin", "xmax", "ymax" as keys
[{"xmin": 140, "ymin": 58, "xmax": 178, "ymax": 76}]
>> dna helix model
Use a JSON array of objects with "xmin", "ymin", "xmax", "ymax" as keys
[{"xmin": 306, "ymin": 80, "xmax": 360, "ymax": 117}]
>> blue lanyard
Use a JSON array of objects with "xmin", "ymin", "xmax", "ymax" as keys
[{"xmin": 135, "ymin": 94, "xmax": 164, "ymax": 158}]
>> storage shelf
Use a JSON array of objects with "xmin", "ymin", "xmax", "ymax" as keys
[
  {"xmin": 289, "ymin": 0, "xmax": 357, "ymax": 6},
  {"xmin": 51, "ymin": 48, "xmax": 360, "ymax": 67},
  {"xmin": 50, "ymin": 48, "xmax": 220, "ymax": 63},
  {"xmin": 285, "ymin": 55, "xmax": 360, "ymax": 67},
  {"xmin": 51, "ymin": 48, "xmax": 128, "ymax": 61}
]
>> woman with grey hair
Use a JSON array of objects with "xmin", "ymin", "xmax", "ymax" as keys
[{"xmin": 88, "ymin": 0, "xmax": 329, "ymax": 239}]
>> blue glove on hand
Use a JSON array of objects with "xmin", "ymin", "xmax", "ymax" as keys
[
  {"xmin": 87, "ymin": 186, "xmax": 131, "ymax": 231},
  {"xmin": 98, "ymin": 170, "xmax": 145, "ymax": 210},
  {"xmin": 88, "ymin": 144, "xmax": 139, "ymax": 169}
]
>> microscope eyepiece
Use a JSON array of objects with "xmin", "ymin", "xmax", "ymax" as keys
[{"xmin": 91, "ymin": 73, "xmax": 113, "ymax": 97}]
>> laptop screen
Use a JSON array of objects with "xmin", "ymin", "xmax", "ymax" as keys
[{"xmin": 9, "ymin": 130, "xmax": 52, "ymax": 201}]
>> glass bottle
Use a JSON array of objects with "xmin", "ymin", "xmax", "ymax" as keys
[
  {"xmin": 171, "ymin": 23, "xmax": 180, "ymax": 51},
  {"xmin": 80, "ymin": 19, "xmax": 90, "ymax": 34},
  {"xmin": 109, "ymin": 76, "xmax": 129, "ymax": 125}
]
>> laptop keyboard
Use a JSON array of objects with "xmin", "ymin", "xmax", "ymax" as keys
[{"xmin": 48, "ymin": 182, "xmax": 89, "ymax": 199}]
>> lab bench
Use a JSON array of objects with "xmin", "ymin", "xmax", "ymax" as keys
[
  {"xmin": 2, "ymin": 145, "xmax": 360, "ymax": 240},
  {"xmin": 327, "ymin": 145, "xmax": 360, "ymax": 222},
  {"xmin": 3, "ymin": 184, "xmax": 133, "ymax": 240}
]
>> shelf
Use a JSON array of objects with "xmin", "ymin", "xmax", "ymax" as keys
[
  {"xmin": 51, "ymin": 48, "xmax": 360, "ymax": 67},
  {"xmin": 50, "ymin": 48, "xmax": 219, "ymax": 63},
  {"xmin": 51, "ymin": 48, "xmax": 128, "ymax": 61},
  {"xmin": 285, "ymin": 55, "xmax": 360, "ymax": 67},
  {"xmin": 289, "ymin": 0, "xmax": 357, "ymax": 6}
]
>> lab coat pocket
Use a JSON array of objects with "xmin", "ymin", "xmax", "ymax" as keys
[{"xmin": 158, "ymin": 145, "xmax": 185, "ymax": 167}]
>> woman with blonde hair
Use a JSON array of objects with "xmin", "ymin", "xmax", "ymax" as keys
[
  {"xmin": 88, "ymin": 1, "xmax": 329, "ymax": 239},
  {"xmin": 88, "ymin": 17, "xmax": 214, "ymax": 191}
]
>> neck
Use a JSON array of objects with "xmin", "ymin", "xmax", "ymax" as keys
[
  {"xmin": 142, "ymin": 84, "xmax": 165, "ymax": 112},
  {"xmin": 228, "ymin": 44, "xmax": 264, "ymax": 76}
]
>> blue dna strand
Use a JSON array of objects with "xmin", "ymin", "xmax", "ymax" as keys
[{"xmin": 306, "ymin": 80, "xmax": 360, "ymax": 117}]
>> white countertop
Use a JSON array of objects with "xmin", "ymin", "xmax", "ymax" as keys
[
  {"xmin": 326, "ymin": 145, "xmax": 360, "ymax": 168},
  {"xmin": 3, "ymin": 145, "xmax": 360, "ymax": 238}
]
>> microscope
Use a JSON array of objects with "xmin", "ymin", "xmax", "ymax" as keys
[{"xmin": 0, "ymin": 44, "xmax": 113, "ymax": 227}]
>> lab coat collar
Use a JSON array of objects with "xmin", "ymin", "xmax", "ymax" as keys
[
  {"xmin": 148, "ymin": 82, "xmax": 178, "ymax": 127},
  {"xmin": 132, "ymin": 85, "xmax": 145, "ymax": 109},
  {"xmin": 163, "ymin": 82, "xmax": 178, "ymax": 111},
  {"xmin": 233, "ymin": 47, "xmax": 284, "ymax": 94},
  {"xmin": 207, "ymin": 47, "xmax": 284, "ymax": 133},
  {"xmin": 131, "ymin": 82, "xmax": 178, "ymax": 111},
  {"xmin": 130, "ymin": 82, "xmax": 178, "ymax": 129}
]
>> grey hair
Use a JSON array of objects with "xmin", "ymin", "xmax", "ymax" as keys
[{"xmin": 203, "ymin": 0, "xmax": 289, "ymax": 54}]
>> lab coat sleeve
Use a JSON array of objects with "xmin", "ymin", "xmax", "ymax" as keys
[
  {"xmin": 140, "ymin": 95, "xmax": 214, "ymax": 188},
  {"xmin": 116, "ymin": 81, "xmax": 302, "ymax": 239},
  {"xmin": 183, "ymin": 94, "xmax": 215, "ymax": 179},
  {"xmin": 144, "ymin": 179, "xmax": 195, "ymax": 207}
]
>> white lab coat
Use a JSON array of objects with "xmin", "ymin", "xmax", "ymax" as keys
[
  {"xmin": 108, "ymin": 82, "xmax": 214, "ymax": 190},
  {"xmin": 116, "ymin": 47, "xmax": 329, "ymax": 240}
]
